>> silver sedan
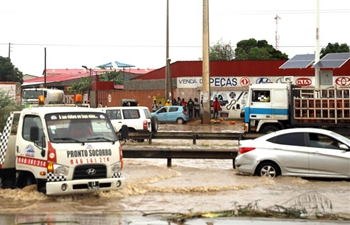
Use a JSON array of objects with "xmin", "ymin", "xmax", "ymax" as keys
[{"xmin": 235, "ymin": 128, "xmax": 350, "ymax": 178}]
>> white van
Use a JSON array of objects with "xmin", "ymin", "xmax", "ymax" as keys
[{"xmin": 101, "ymin": 106, "xmax": 158, "ymax": 134}]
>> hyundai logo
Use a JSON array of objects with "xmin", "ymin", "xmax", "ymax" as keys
[{"xmin": 86, "ymin": 168, "xmax": 96, "ymax": 175}]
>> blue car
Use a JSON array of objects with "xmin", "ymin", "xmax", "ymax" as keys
[{"xmin": 151, "ymin": 106, "xmax": 189, "ymax": 124}]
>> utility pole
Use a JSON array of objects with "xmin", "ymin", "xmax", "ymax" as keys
[
  {"xmin": 165, "ymin": 0, "xmax": 170, "ymax": 101},
  {"xmin": 202, "ymin": 0, "xmax": 211, "ymax": 124},
  {"xmin": 314, "ymin": 0, "xmax": 320, "ymax": 89},
  {"xmin": 274, "ymin": 15, "xmax": 281, "ymax": 50},
  {"xmin": 8, "ymin": 43, "xmax": 11, "ymax": 59},
  {"xmin": 44, "ymin": 47, "xmax": 47, "ymax": 88}
]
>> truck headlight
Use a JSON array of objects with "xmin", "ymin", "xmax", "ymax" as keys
[
  {"xmin": 111, "ymin": 162, "xmax": 122, "ymax": 173},
  {"xmin": 53, "ymin": 164, "xmax": 69, "ymax": 176}
]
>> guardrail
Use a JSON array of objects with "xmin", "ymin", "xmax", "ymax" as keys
[
  {"xmin": 119, "ymin": 131, "xmax": 262, "ymax": 168},
  {"xmin": 119, "ymin": 131, "xmax": 260, "ymax": 145},
  {"xmin": 122, "ymin": 145, "xmax": 239, "ymax": 168}
]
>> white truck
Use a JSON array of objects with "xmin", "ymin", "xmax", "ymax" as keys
[
  {"xmin": 242, "ymin": 83, "xmax": 350, "ymax": 134},
  {"xmin": 0, "ymin": 98, "xmax": 127, "ymax": 195},
  {"xmin": 22, "ymin": 88, "xmax": 64, "ymax": 107}
]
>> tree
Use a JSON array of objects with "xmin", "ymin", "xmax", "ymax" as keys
[
  {"xmin": 0, "ymin": 56, "xmax": 24, "ymax": 84},
  {"xmin": 98, "ymin": 70, "xmax": 124, "ymax": 85},
  {"xmin": 209, "ymin": 38, "xmax": 235, "ymax": 60},
  {"xmin": 234, "ymin": 38, "xmax": 288, "ymax": 60},
  {"xmin": 0, "ymin": 89, "xmax": 22, "ymax": 131},
  {"xmin": 320, "ymin": 42, "xmax": 350, "ymax": 58},
  {"xmin": 70, "ymin": 77, "xmax": 91, "ymax": 94}
]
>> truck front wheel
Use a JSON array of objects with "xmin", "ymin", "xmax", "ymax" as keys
[
  {"xmin": 260, "ymin": 125, "xmax": 279, "ymax": 134},
  {"xmin": 17, "ymin": 172, "xmax": 36, "ymax": 189}
]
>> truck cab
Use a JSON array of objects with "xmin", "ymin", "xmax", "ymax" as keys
[
  {"xmin": 0, "ymin": 97, "xmax": 126, "ymax": 195},
  {"xmin": 243, "ymin": 83, "xmax": 289, "ymax": 133}
]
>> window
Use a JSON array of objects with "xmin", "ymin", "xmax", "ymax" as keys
[
  {"xmin": 123, "ymin": 109, "xmax": 140, "ymax": 119},
  {"xmin": 270, "ymin": 133, "xmax": 306, "ymax": 146},
  {"xmin": 308, "ymin": 133, "xmax": 339, "ymax": 149},
  {"xmin": 107, "ymin": 110, "xmax": 121, "ymax": 119},
  {"xmin": 169, "ymin": 107, "xmax": 178, "ymax": 112},
  {"xmin": 252, "ymin": 90, "xmax": 271, "ymax": 102},
  {"xmin": 23, "ymin": 115, "xmax": 45, "ymax": 147}
]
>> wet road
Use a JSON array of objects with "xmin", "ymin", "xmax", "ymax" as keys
[
  {"xmin": 0, "ymin": 122, "xmax": 349, "ymax": 224},
  {"xmin": 0, "ymin": 155, "xmax": 349, "ymax": 224}
]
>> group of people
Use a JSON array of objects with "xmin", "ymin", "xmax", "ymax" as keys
[{"xmin": 152, "ymin": 97, "xmax": 201, "ymax": 119}]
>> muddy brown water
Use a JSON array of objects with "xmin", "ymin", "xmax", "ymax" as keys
[{"xmin": 0, "ymin": 121, "xmax": 349, "ymax": 224}]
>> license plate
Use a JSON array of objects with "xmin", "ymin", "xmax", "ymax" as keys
[{"xmin": 88, "ymin": 181, "xmax": 99, "ymax": 191}]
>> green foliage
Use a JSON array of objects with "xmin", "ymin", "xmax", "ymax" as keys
[
  {"xmin": 0, "ymin": 89, "xmax": 22, "ymax": 132},
  {"xmin": 209, "ymin": 38, "xmax": 235, "ymax": 60},
  {"xmin": 320, "ymin": 42, "xmax": 350, "ymax": 58},
  {"xmin": 234, "ymin": 38, "xmax": 288, "ymax": 60},
  {"xmin": 0, "ymin": 56, "xmax": 24, "ymax": 84},
  {"xmin": 98, "ymin": 70, "xmax": 124, "ymax": 85},
  {"xmin": 70, "ymin": 77, "xmax": 91, "ymax": 94}
]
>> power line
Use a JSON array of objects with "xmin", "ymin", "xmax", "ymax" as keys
[{"xmin": 0, "ymin": 43, "xmax": 330, "ymax": 49}]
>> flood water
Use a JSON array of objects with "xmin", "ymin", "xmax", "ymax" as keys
[{"xmin": 0, "ymin": 122, "xmax": 349, "ymax": 224}]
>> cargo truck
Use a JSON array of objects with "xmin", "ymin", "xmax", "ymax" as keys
[
  {"xmin": 22, "ymin": 88, "xmax": 64, "ymax": 107},
  {"xmin": 241, "ymin": 83, "xmax": 350, "ymax": 134},
  {"xmin": 0, "ymin": 95, "xmax": 127, "ymax": 195}
]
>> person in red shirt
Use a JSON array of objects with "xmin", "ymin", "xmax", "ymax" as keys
[{"xmin": 212, "ymin": 97, "xmax": 221, "ymax": 119}]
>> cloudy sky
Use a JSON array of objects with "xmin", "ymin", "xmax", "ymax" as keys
[{"xmin": 0, "ymin": 0, "xmax": 349, "ymax": 75}]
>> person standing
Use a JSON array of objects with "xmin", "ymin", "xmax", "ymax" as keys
[
  {"xmin": 172, "ymin": 98, "xmax": 178, "ymax": 105},
  {"xmin": 187, "ymin": 98, "xmax": 194, "ymax": 119},
  {"xmin": 158, "ymin": 101, "xmax": 163, "ymax": 108},
  {"xmin": 212, "ymin": 97, "xmax": 220, "ymax": 119},
  {"xmin": 152, "ymin": 100, "xmax": 158, "ymax": 112},
  {"xmin": 164, "ymin": 99, "xmax": 171, "ymax": 106},
  {"xmin": 179, "ymin": 98, "xmax": 187, "ymax": 107},
  {"xmin": 194, "ymin": 98, "xmax": 200, "ymax": 118}
]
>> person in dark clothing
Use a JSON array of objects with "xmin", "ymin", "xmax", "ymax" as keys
[
  {"xmin": 212, "ymin": 97, "xmax": 221, "ymax": 119},
  {"xmin": 194, "ymin": 98, "xmax": 200, "ymax": 118},
  {"xmin": 187, "ymin": 98, "xmax": 194, "ymax": 119}
]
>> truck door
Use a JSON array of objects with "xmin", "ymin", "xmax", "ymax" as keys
[
  {"xmin": 271, "ymin": 89, "xmax": 288, "ymax": 120},
  {"xmin": 16, "ymin": 115, "xmax": 47, "ymax": 171},
  {"xmin": 249, "ymin": 90, "xmax": 272, "ymax": 120}
]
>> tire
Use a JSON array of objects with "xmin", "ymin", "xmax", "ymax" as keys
[
  {"xmin": 151, "ymin": 116, "xmax": 158, "ymax": 134},
  {"xmin": 260, "ymin": 125, "xmax": 279, "ymax": 134},
  {"xmin": 17, "ymin": 172, "xmax": 36, "ymax": 189},
  {"xmin": 255, "ymin": 162, "xmax": 280, "ymax": 177},
  {"xmin": 177, "ymin": 118, "xmax": 184, "ymax": 124}
]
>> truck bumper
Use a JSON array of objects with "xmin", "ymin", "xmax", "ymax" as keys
[{"xmin": 46, "ymin": 177, "xmax": 125, "ymax": 195}]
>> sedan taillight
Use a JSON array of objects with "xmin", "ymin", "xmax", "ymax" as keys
[{"xmin": 239, "ymin": 147, "xmax": 255, "ymax": 154}]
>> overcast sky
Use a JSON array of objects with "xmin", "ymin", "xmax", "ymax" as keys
[{"xmin": 0, "ymin": 0, "xmax": 349, "ymax": 75}]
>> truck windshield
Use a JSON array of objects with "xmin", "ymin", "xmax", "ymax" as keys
[
  {"xmin": 22, "ymin": 89, "xmax": 45, "ymax": 99},
  {"xmin": 22, "ymin": 89, "xmax": 45, "ymax": 106},
  {"xmin": 45, "ymin": 112, "xmax": 117, "ymax": 143}
]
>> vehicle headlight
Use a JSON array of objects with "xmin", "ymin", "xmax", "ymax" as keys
[
  {"xmin": 53, "ymin": 164, "xmax": 69, "ymax": 176},
  {"xmin": 111, "ymin": 162, "xmax": 122, "ymax": 173}
]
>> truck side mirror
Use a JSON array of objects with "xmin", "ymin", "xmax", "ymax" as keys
[{"xmin": 30, "ymin": 126, "xmax": 39, "ymax": 142}]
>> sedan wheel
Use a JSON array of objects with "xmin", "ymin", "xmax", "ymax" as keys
[{"xmin": 256, "ymin": 162, "xmax": 280, "ymax": 177}]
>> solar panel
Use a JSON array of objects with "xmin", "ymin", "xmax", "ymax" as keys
[
  {"xmin": 312, "ymin": 52, "xmax": 350, "ymax": 68},
  {"xmin": 279, "ymin": 54, "xmax": 315, "ymax": 69}
]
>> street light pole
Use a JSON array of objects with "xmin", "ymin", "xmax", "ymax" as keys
[{"xmin": 165, "ymin": 0, "xmax": 170, "ymax": 101}]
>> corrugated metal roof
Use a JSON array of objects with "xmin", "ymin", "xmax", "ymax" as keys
[
  {"xmin": 23, "ymin": 68, "xmax": 154, "ymax": 85},
  {"xmin": 133, "ymin": 60, "xmax": 350, "ymax": 80}
]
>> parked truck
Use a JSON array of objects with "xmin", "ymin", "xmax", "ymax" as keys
[
  {"xmin": 241, "ymin": 83, "xmax": 350, "ymax": 134},
  {"xmin": 22, "ymin": 88, "xmax": 64, "ymax": 108},
  {"xmin": 0, "ymin": 95, "xmax": 127, "ymax": 195}
]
